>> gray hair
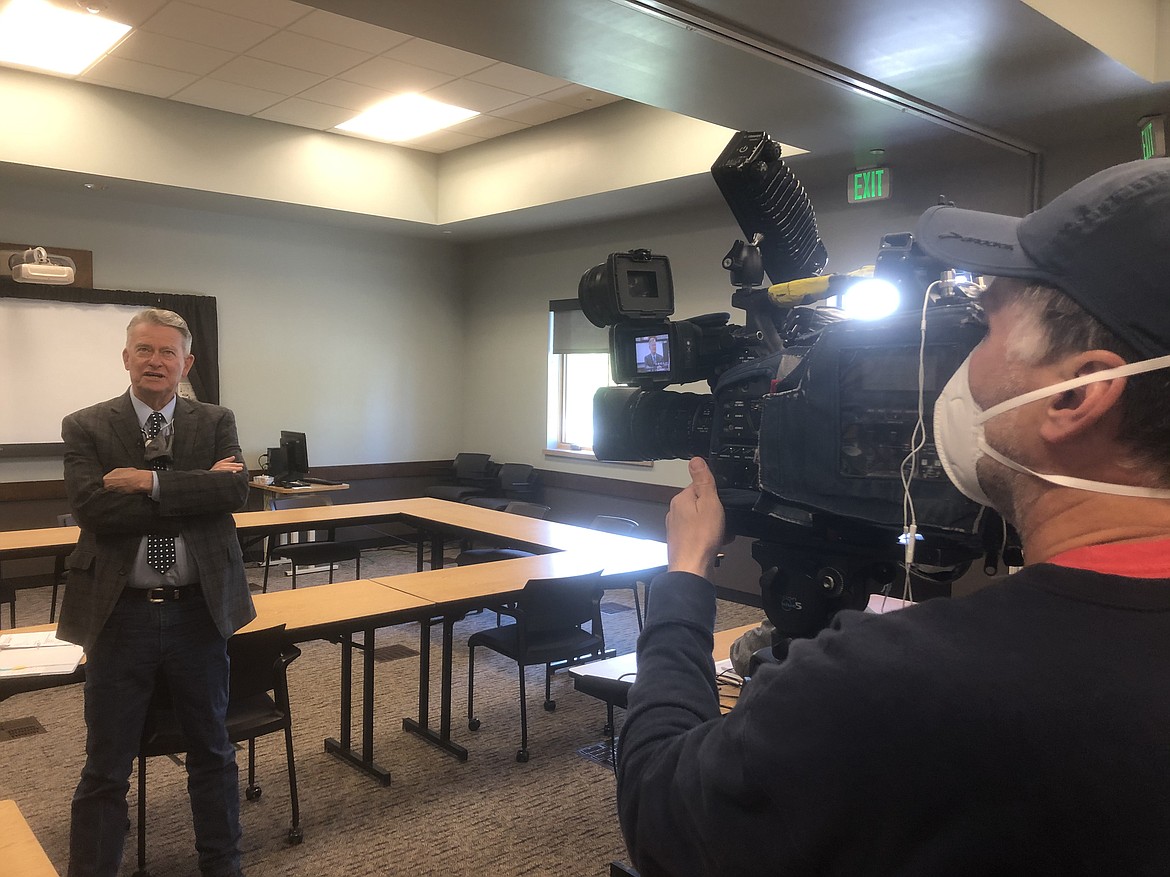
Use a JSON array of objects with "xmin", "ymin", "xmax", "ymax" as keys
[
  {"xmin": 127, "ymin": 308, "xmax": 192, "ymax": 355},
  {"xmin": 987, "ymin": 278, "xmax": 1170, "ymax": 482}
]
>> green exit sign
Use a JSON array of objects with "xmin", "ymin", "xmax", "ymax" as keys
[
  {"xmin": 848, "ymin": 167, "xmax": 891, "ymax": 203},
  {"xmin": 1140, "ymin": 115, "xmax": 1166, "ymax": 160}
]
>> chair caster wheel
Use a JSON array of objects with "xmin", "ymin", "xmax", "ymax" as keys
[
  {"xmin": 516, "ymin": 749, "xmax": 529, "ymax": 763},
  {"xmin": 246, "ymin": 784, "xmax": 262, "ymax": 801},
  {"xmin": 288, "ymin": 827, "xmax": 304, "ymax": 845},
  {"xmin": 544, "ymin": 700, "xmax": 556, "ymax": 712},
  {"xmin": 468, "ymin": 718, "xmax": 481, "ymax": 731}
]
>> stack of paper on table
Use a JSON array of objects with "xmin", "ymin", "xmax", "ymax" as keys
[{"xmin": 0, "ymin": 631, "xmax": 84, "ymax": 677}]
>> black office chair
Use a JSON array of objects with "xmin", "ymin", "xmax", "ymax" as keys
[
  {"xmin": 467, "ymin": 570, "xmax": 606, "ymax": 762},
  {"xmin": 0, "ymin": 576, "xmax": 13, "ymax": 628},
  {"xmin": 572, "ymin": 673, "xmax": 631, "ymax": 767},
  {"xmin": 590, "ymin": 515, "xmax": 645, "ymax": 629},
  {"xmin": 501, "ymin": 500, "xmax": 550, "ymax": 519},
  {"xmin": 461, "ymin": 462, "xmax": 538, "ymax": 510},
  {"xmin": 133, "ymin": 624, "xmax": 303, "ymax": 877},
  {"xmin": 261, "ymin": 496, "xmax": 362, "ymax": 593},
  {"xmin": 426, "ymin": 452, "xmax": 496, "ymax": 503},
  {"xmin": 589, "ymin": 515, "xmax": 639, "ymax": 536},
  {"xmin": 48, "ymin": 513, "xmax": 76, "ymax": 623},
  {"xmin": 455, "ymin": 501, "xmax": 552, "ymax": 566}
]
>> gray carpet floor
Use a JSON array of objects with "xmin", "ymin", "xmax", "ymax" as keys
[{"xmin": 0, "ymin": 544, "xmax": 762, "ymax": 877}]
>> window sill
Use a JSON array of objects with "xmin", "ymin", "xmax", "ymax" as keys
[{"xmin": 543, "ymin": 447, "xmax": 652, "ymax": 467}]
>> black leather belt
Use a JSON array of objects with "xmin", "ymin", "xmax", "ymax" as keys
[{"xmin": 122, "ymin": 584, "xmax": 201, "ymax": 603}]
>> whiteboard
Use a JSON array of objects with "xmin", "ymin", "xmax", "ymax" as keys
[{"xmin": 0, "ymin": 299, "xmax": 143, "ymax": 445}]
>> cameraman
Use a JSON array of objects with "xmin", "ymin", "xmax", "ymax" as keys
[{"xmin": 616, "ymin": 158, "xmax": 1170, "ymax": 875}]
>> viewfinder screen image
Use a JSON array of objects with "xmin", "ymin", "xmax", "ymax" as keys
[
  {"xmin": 635, "ymin": 333, "xmax": 671, "ymax": 374},
  {"xmin": 627, "ymin": 269, "xmax": 659, "ymax": 299}
]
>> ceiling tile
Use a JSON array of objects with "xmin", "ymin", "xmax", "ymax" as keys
[
  {"xmin": 297, "ymin": 78, "xmax": 390, "ymax": 111},
  {"xmin": 254, "ymin": 97, "xmax": 353, "ymax": 129},
  {"xmin": 534, "ymin": 83, "xmax": 623, "ymax": 110},
  {"xmin": 183, "ymin": 0, "xmax": 311, "ymax": 28},
  {"xmin": 171, "ymin": 77, "xmax": 284, "ymax": 114},
  {"xmin": 140, "ymin": 2, "xmax": 276, "ymax": 54},
  {"xmin": 247, "ymin": 31, "xmax": 371, "ymax": 77},
  {"xmin": 287, "ymin": 9, "xmax": 412, "ymax": 54},
  {"xmin": 209, "ymin": 56, "xmax": 325, "ymax": 96},
  {"xmin": 449, "ymin": 114, "xmax": 529, "ymax": 138},
  {"xmin": 338, "ymin": 56, "xmax": 454, "ymax": 93},
  {"xmin": 466, "ymin": 62, "xmax": 568, "ymax": 97},
  {"xmin": 423, "ymin": 78, "xmax": 526, "ymax": 113},
  {"xmin": 405, "ymin": 129, "xmax": 483, "ymax": 152},
  {"xmin": 16, "ymin": 2, "xmax": 615, "ymax": 155},
  {"xmin": 103, "ymin": 0, "xmax": 168, "ymax": 27},
  {"xmin": 111, "ymin": 30, "xmax": 235, "ymax": 76},
  {"xmin": 80, "ymin": 56, "xmax": 198, "ymax": 98},
  {"xmin": 493, "ymin": 97, "xmax": 580, "ymax": 125},
  {"xmin": 383, "ymin": 38, "xmax": 496, "ymax": 77}
]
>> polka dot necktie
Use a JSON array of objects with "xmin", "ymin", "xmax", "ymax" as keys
[{"xmin": 145, "ymin": 411, "xmax": 176, "ymax": 575}]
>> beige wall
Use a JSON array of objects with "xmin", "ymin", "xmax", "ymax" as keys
[{"xmin": 0, "ymin": 181, "xmax": 466, "ymax": 483}]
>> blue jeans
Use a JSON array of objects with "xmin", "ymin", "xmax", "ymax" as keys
[{"xmin": 68, "ymin": 593, "xmax": 241, "ymax": 877}]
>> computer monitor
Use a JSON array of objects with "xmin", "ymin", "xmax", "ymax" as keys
[
  {"xmin": 266, "ymin": 446, "xmax": 289, "ymax": 483},
  {"xmin": 279, "ymin": 430, "xmax": 309, "ymax": 484}
]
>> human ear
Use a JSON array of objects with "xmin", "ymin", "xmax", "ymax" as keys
[{"xmin": 1041, "ymin": 350, "xmax": 1128, "ymax": 443}]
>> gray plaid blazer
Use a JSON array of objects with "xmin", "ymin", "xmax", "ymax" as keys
[{"xmin": 58, "ymin": 392, "xmax": 255, "ymax": 651}]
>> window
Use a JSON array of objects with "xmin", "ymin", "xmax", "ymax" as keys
[{"xmin": 547, "ymin": 300, "xmax": 611, "ymax": 455}]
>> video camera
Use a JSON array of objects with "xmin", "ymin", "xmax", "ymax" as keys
[{"xmin": 579, "ymin": 132, "xmax": 1004, "ymax": 641}]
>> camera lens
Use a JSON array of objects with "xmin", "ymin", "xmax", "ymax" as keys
[
  {"xmin": 593, "ymin": 387, "xmax": 714, "ymax": 461},
  {"xmin": 578, "ymin": 263, "xmax": 619, "ymax": 328}
]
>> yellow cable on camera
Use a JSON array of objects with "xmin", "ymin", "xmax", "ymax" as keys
[{"xmin": 766, "ymin": 266, "xmax": 876, "ymax": 308}]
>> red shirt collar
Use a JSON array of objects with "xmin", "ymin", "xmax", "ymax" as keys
[{"xmin": 1045, "ymin": 538, "xmax": 1170, "ymax": 579}]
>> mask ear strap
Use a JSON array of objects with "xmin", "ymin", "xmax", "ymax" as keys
[
  {"xmin": 978, "ymin": 442, "xmax": 1170, "ymax": 499},
  {"xmin": 978, "ymin": 353, "xmax": 1170, "ymax": 424}
]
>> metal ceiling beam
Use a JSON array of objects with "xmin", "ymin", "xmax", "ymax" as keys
[{"xmin": 614, "ymin": 0, "xmax": 1043, "ymax": 207}]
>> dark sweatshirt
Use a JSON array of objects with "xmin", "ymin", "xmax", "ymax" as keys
[{"xmin": 617, "ymin": 565, "xmax": 1170, "ymax": 876}]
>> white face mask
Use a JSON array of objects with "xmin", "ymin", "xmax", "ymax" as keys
[{"xmin": 933, "ymin": 352, "xmax": 1170, "ymax": 508}]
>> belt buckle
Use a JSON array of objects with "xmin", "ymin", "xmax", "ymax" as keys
[{"xmin": 145, "ymin": 587, "xmax": 168, "ymax": 603}]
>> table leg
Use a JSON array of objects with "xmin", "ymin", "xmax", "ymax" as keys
[
  {"xmin": 339, "ymin": 634, "xmax": 353, "ymax": 749},
  {"xmin": 439, "ymin": 615, "xmax": 456, "ymax": 741},
  {"xmin": 417, "ymin": 620, "xmax": 431, "ymax": 728},
  {"xmin": 325, "ymin": 628, "xmax": 392, "ymax": 785},
  {"xmin": 402, "ymin": 615, "xmax": 468, "ymax": 761}
]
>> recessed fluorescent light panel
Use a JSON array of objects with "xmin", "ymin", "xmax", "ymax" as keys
[
  {"xmin": 335, "ymin": 94, "xmax": 480, "ymax": 143},
  {"xmin": 0, "ymin": 0, "xmax": 130, "ymax": 75}
]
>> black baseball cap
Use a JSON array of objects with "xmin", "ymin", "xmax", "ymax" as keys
[{"xmin": 915, "ymin": 158, "xmax": 1170, "ymax": 358}]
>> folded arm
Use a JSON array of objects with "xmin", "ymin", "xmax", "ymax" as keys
[
  {"xmin": 62, "ymin": 413, "xmax": 171, "ymax": 535},
  {"xmin": 63, "ymin": 405, "xmax": 249, "ymax": 534},
  {"xmin": 156, "ymin": 408, "xmax": 249, "ymax": 516}
]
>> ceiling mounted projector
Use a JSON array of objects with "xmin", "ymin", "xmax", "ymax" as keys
[{"xmin": 9, "ymin": 246, "xmax": 76, "ymax": 285}]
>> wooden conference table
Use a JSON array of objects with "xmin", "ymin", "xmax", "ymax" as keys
[
  {"xmin": 0, "ymin": 799, "xmax": 59, "ymax": 877},
  {"xmin": 0, "ymin": 498, "xmax": 668, "ymax": 783},
  {"xmin": 0, "ymin": 495, "xmax": 654, "ymax": 565}
]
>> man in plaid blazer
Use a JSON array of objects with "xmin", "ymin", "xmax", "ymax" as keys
[{"xmin": 59, "ymin": 308, "xmax": 254, "ymax": 877}]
